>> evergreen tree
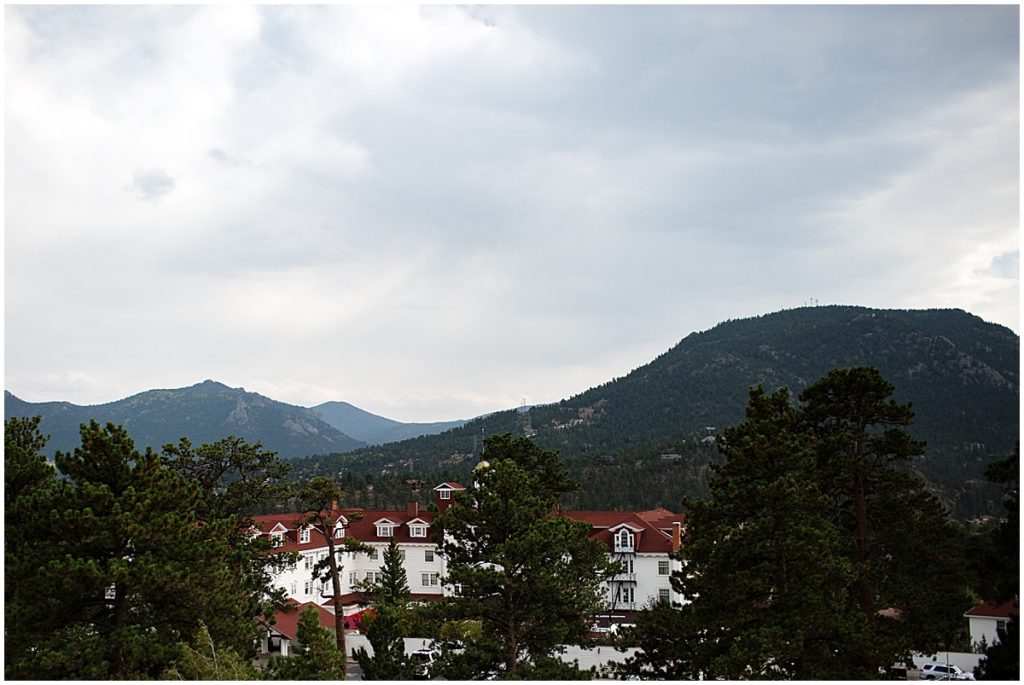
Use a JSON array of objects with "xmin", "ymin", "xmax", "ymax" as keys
[
  {"xmin": 353, "ymin": 538, "xmax": 415, "ymax": 679},
  {"xmin": 162, "ymin": 435, "xmax": 296, "ymax": 633},
  {"xmin": 673, "ymin": 387, "xmax": 856, "ymax": 679},
  {"xmin": 800, "ymin": 367, "xmax": 972, "ymax": 673},
  {"xmin": 433, "ymin": 434, "xmax": 614, "ymax": 679},
  {"xmin": 4, "ymin": 417, "xmax": 60, "ymax": 677},
  {"xmin": 5, "ymin": 420, "xmax": 256, "ymax": 679},
  {"xmin": 353, "ymin": 605, "xmax": 416, "ymax": 680},
  {"xmin": 973, "ymin": 445, "xmax": 1019, "ymax": 680},
  {"xmin": 614, "ymin": 601, "xmax": 703, "ymax": 680},
  {"xmin": 625, "ymin": 368, "xmax": 976, "ymax": 680},
  {"xmin": 266, "ymin": 605, "xmax": 347, "ymax": 680},
  {"xmin": 159, "ymin": 621, "xmax": 262, "ymax": 680},
  {"xmin": 975, "ymin": 615, "xmax": 1019, "ymax": 680}
]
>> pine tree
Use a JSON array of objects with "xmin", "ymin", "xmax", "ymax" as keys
[
  {"xmin": 266, "ymin": 605, "xmax": 347, "ymax": 680},
  {"xmin": 296, "ymin": 476, "xmax": 370, "ymax": 661},
  {"xmin": 162, "ymin": 436, "xmax": 296, "ymax": 629},
  {"xmin": 800, "ymin": 367, "xmax": 972, "ymax": 674},
  {"xmin": 4, "ymin": 416, "xmax": 60, "ymax": 677},
  {"xmin": 625, "ymin": 368, "xmax": 976, "ymax": 680},
  {"xmin": 353, "ymin": 538, "xmax": 415, "ymax": 679},
  {"xmin": 6, "ymin": 420, "xmax": 256, "ymax": 678},
  {"xmin": 159, "ymin": 621, "xmax": 262, "ymax": 680},
  {"xmin": 433, "ymin": 434, "xmax": 614, "ymax": 679}
]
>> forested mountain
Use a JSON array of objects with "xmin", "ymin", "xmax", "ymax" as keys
[
  {"xmin": 4, "ymin": 380, "xmax": 365, "ymax": 458},
  {"xmin": 291, "ymin": 306, "xmax": 1019, "ymax": 518},
  {"xmin": 311, "ymin": 401, "xmax": 465, "ymax": 445}
]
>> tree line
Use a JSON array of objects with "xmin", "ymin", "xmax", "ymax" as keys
[{"xmin": 6, "ymin": 365, "xmax": 1017, "ymax": 680}]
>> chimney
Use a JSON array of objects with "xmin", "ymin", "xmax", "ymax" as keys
[
  {"xmin": 406, "ymin": 501, "xmax": 419, "ymax": 518},
  {"xmin": 672, "ymin": 521, "xmax": 682, "ymax": 553},
  {"xmin": 331, "ymin": 500, "xmax": 338, "ymax": 511}
]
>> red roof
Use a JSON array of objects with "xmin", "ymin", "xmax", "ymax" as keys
[
  {"xmin": 251, "ymin": 507, "xmax": 438, "ymax": 547},
  {"xmin": 263, "ymin": 600, "xmax": 336, "ymax": 640},
  {"xmin": 435, "ymin": 482, "xmax": 465, "ymax": 490},
  {"xmin": 564, "ymin": 509, "xmax": 685, "ymax": 553},
  {"xmin": 251, "ymin": 493, "xmax": 683, "ymax": 553},
  {"xmin": 965, "ymin": 598, "xmax": 1019, "ymax": 619}
]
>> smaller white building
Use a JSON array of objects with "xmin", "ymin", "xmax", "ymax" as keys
[{"xmin": 964, "ymin": 598, "xmax": 1017, "ymax": 651}]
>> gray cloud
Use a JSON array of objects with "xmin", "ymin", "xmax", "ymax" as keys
[
  {"xmin": 4, "ymin": 5, "xmax": 1018, "ymax": 421},
  {"xmin": 129, "ymin": 168, "xmax": 176, "ymax": 202}
]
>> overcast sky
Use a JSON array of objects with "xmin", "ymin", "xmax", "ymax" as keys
[{"xmin": 5, "ymin": 5, "xmax": 1020, "ymax": 422}]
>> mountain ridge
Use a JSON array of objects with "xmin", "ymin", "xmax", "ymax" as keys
[
  {"xmin": 4, "ymin": 380, "xmax": 367, "ymax": 459},
  {"xmin": 288, "ymin": 305, "xmax": 1019, "ymax": 518},
  {"xmin": 311, "ymin": 400, "xmax": 466, "ymax": 445}
]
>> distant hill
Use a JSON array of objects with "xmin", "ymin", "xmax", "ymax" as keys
[
  {"xmin": 290, "ymin": 306, "xmax": 1019, "ymax": 518},
  {"xmin": 311, "ymin": 401, "xmax": 465, "ymax": 445},
  {"xmin": 4, "ymin": 380, "xmax": 365, "ymax": 459}
]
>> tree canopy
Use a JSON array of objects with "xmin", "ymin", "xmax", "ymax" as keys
[
  {"xmin": 623, "ymin": 367, "xmax": 974, "ymax": 680},
  {"xmin": 431, "ymin": 434, "xmax": 612, "ymax": 679}
]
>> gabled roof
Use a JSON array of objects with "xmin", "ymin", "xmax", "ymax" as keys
[
  {"xmin": 564, "ymin": 509, "xmax": 684, "ymax": 553},
  {"xmin": 434, "ymin": 482, "xmax": 465, "ymax": 490},
  {"xmin": 344, "ymin": 509, "xmax": 438, "ymax": 543},
  {"xmin": 406, "ymin": 517, "xmax": 430, "ymax": 526},
  {"xmin": 965, "ymin": 598, "xmax": 1019, "ymax": 619},
  {"xmin": 372, "ymin": 517, "xmax": 399, "ymax": 526},
  {"xmin": 262, "ymin": 600, "xmax": 335, "ymax": 640}
]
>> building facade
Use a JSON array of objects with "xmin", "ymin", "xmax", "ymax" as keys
[{"xmin": 251, "ymin": 481, "xmax": 684, "ymax": 626}]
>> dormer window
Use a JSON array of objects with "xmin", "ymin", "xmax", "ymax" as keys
[
  {"xmin": 614, "ymin": 528, "xmax": 635, "ymax": 553},
  {"xmin": 299, "ymin": 526, "xmax": 311, "ymax": 544},
  {"xmin": 410, "ymin": 524, "xmax": 427, "ymax": 538},
  {"xmin": 377, "ymin": 524, "xmax": 394, "ymax": 537},
  {"xmin": 439, "ymin": 489, "xmax": 451, "ymax": 500},
  {"xmin": 334, "ymin": 523, "xmax": 345, "ymax": 539}
]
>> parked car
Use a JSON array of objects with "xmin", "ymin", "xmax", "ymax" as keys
[
  {"xmin": 920, "ymin": 663, "xmax": 975, "ymax": 680},
  {"xmin": 411, "ymin": 648, "xmax": 438, "ymax": 680}
]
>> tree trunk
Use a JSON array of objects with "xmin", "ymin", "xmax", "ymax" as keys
[{"xmin": 325, "ymin": 536, "xmax": 347, "ymax": 673}]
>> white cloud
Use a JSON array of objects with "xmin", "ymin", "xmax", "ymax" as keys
[{"xmin": 5, "ymin": 5, "xmax": 1018, "ymax": 421}]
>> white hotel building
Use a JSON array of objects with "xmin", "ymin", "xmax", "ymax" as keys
[{"xmin": 251, "ymin": 481, "xmax": 685, "ymax": 629}]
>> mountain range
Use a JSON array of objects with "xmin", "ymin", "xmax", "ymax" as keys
[
  {"xmin": 287, "ymin": 306, "xmax": 1019, "ymax": 518},
  {"xmin": 6, "ymin": 305, "xmax": 1019, "ymax": 518},
  {"xmin": 310, "ymin": 401, "xmax": 465, "ymax": 446}
]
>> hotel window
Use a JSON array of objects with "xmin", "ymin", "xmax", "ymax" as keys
[
  {"xmin": 439, "ymin": 489, "xmax": 451, "ymax": 500},
  {"xmin": 368, "ymin": 548, "xmax": 379, "ymax": 561},
  {"xmin": 614, "ymin": 529, "xmax": 635, "ymax": 553},
  {"xmin": 349, "ymin": 571, "xmax": 357, "ymax": 586},
  {"xmin": 410, "ymin": 524, "xmax": 427, "ymax": 538},
  {"xmin": 304, "ymin": 554, "xmax": 313, "ymax": 570},
  {"xmin": 299, "ymin": 526, "xmax": 311, "ymax": 544},
  {"xmin": 399, "ymin": 549, "xmax": 406, "ymax": 561},
  {"xmin": 658, "ymin": 560, "xmax": 670, "ymax": 575},
  {"xmin": 334, "ymin": 524, "xmax": 345, "ymax": 539},
  {"xmin": 425, "ymin": 549, "xmax": 434, "ymax": 562},
  {"xmin": 421, "ymin": 572, "xmax": 440, "ymax": 587},
  {"xmin": 303, "ymin": 580, "xmax": 315, "ymax": 596},
  {"xmin": 659, "ymin": 588, "xmax": 671, "ymax": 603},
  {"xmin": 376, "ymin": 524, "xmax": 394, "ymax": 537}
]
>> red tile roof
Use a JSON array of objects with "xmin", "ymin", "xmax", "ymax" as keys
[
  {"xmin": 564, "ymin": 509, "xmax": 685, "ymax": 553},
  {"xmin": 251, "ymin": 507, "xmax": 439, "ymax": 547},
  {"xmin": 263, "ymin": 600, "xmax": 336, "ymax": 640},
  {"xmin": 252, "ymin": 497, "xmax": 684, "ymax": 553},
  {"xmin": 965, "ymin": 598, "xmax": 1019, "ymax": 619}
]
